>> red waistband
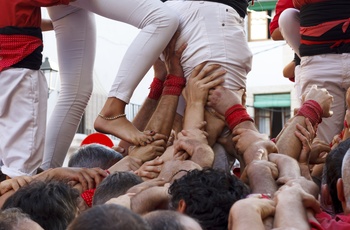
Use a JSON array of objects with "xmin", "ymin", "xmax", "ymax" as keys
[{"xmin": 0, "ymin": 34, "xmax": 42, "ymax": 71}]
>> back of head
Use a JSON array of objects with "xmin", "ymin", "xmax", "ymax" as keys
[
  {"xmin": 342, "ymin": 148, "xmax": 350, "ymax": 210},
  {"xmin": 144, "ymin": 210, "xmax": 202, "ymax": 230},
  {"xmin": 324, "ymin": 138, "xmax": 350, "ymax": 214},
  {"xmin": 93, "ymin": 171, "xmax": 142, "ymax": 205},
  {"xmin": 68, "ymin": 204, "xmax": 151, "ymax": 230},
  {"xmin": 68, "ymin": 143, "xmax": 123, "ymax": 169},
  {"xmin": 169, "ymin": 168, "xmax": 250, "ymax": 229},
  {"xmin": 0, "ymin": 208, "xmax": 43, "ymax": 230},
  {"xmin": 2, "ymin": 180, "xmax": 79, "ymax": 230}
]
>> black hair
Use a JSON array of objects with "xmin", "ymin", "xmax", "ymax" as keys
[
  {"xmin": 2, "ymin": 180, "xmax": 79, "ymax": 230},
  {"xmin": 93, "ymin": 171, "xmax": 142, "ymax": 205},
  {"xmin": 169, "ymin": 167, "xmax": 250, "ymax": 229}
]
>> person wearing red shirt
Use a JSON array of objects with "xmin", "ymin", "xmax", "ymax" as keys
[
  {"xmin": 279, "ymin": 0, "xmax": 350, "ymax": 145},
  {"xmin": 0, "ymin": 0, "xmax": 72, "ymax": 178}
]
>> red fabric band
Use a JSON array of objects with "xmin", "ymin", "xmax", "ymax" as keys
[
  {"xmin": 225, "ymin": 104, "xmax": 254, "ymax": 131},
  {"xmin": 296, "ymin": 100, "xmax": 323, "ymax": 126},
  {"xmin": 162, "ymin": 74, "xmax": 186, "ymax": 96},
  {"xmin": 81, "ymin": 188, "xmax": 96, "ymax": 207},
  {"xmin": 148, "ymin": 77, "xmax": 164, "ymax": 100}
]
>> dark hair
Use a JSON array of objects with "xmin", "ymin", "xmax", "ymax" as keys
[
  {"xmin": 324, "ymin": 138, "xmax": 350, "ymax": 214},
  {"xmin": 2, "ymin": 180, "xmax": 79, "ymax": 230},
  {"xmin": 68, "ymin": 143, "xmax": 123, "ymax": 169},
  {"xmin": 169, "ymin": 168, "xmax": 250, "ymax": 229},
  {"xmin": 68, "ymin": 204, "xmax": 151, "ymax": 230},
  {"xmin": 0, "ymin": 208, "xmax": 32, "ymax": 230},
  {"xmin": 144, "ymin": 210, "xmax": 199, "ymax": 230},
  {"xmin": 93, "ymin": 171, "xmax": 142, "ymax": 205}
]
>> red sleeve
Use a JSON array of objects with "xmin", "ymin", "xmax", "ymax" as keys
[
  {"xmin": 30, "ymin": 0, "xmax": 70, "ymax": 7},
  {"xmin": 269, "ymin": 0, "xmax": 295, "ymax": 35}
]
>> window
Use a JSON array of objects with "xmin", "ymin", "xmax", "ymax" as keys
[{"xmin": 253, "ymin": 93, "xmax": 291, "ymax": 138}]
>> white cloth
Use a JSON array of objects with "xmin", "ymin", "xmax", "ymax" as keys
[
  {"xmin": 300, "ymin": 53, "xmax": 350, "ymax": 144},
  {"xmin": 166, "ymin": 1, "xmax": 252, "ymax": 115},
  {"xmin": 42, "ymin": 0, "xmax": 179, "ymax": 169},
  {"xmin": 0, "ymin": 68, "xmax": 48, "ymax": 177}
]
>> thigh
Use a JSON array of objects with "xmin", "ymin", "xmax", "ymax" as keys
[{"xmin": 71, "ymin": 0, "xmax": 173, "ymax": 28}]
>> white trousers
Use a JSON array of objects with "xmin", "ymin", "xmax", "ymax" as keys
[
  {"xmin": 300, "ymin": 54, "xmax": 350, "ymax": 144},
  {"xmin": 0, "ymin": 68, "xmax": 48, "ymax": 177},
  {"xmin": 165, "ymin": 1, "xmax": 252, "ymax": 115},
  {"xmin": 42, "ymin": 1, "xmax": 179, "ymax": 169}
]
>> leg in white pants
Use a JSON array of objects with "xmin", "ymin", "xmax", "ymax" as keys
[
  {"xmin": 43, "ymin": 1, "xmax": 179, "ymax": 168},
  {"xmin": 70, "ymin": 0, "xmax": 179, "ymax": 102},
  {"xmin": 0, "ymin": 68, "xmax": 48, "ymax": 177},
  {"xmin": 42, "ymin": 6, "xmax": 96, "ymax": 169},
  {"xmin": 300, "ymin": 53, "xmax": 350, "ymax": 144}
]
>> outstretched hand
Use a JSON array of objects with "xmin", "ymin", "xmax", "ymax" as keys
[
  {"xmin": 208, "ymin": 86, "xmax": 245, "ymax": 116},
  {"xmin": 303, "ymin": 85, "xmax": 333, "ymax": 117}
]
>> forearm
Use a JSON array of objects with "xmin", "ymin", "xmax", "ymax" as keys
[
  {"xmin": 276, "ymin": 116, "xmax": 305, "ymax": 160},
  {"xmin": 183, "ymin": 103, "xmax": 205, "ymax": 130},
  {"xmin": 274, "ymin": 196, "xmax": 309, "ymax": 229},
  {"xmin": 248, "ymin": 167, "xmax": 278, "ymax": 195},
  {"xmin": 108, "ymin": 156, "xmax": 142, "ymax": 173},
  {"xmin": 133, "ymin": 98, "xmax": 159, "ymax": 131},
  {"xmin": 146, "ymin": 95, "xmax": 179, "ymax": 139},
  {"xmin": 131, "ymin": 186, "xmax": 169, "ymax": 215}
]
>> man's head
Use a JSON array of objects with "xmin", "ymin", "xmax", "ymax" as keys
[
  {"xmin": 93, "ymin": 171, "xmax": 142, "ymax": 205},
  {"xmin": 68, "ymin": 143, "xmax": 123, "ymax": 169},
  {"xmin": 144, "ymin": 210, "xmax": 202, "ymax": 230},
  {"xmin": 68, "ymin": 204, "xmax": 151, "ymax": 230},
  {"xmin": 0, "ymin": 208, "xmax": 43, "ymax": 230},
  {"xmin": 338, "ymin": 147, "xmax": 350, "ymax": 214},
  {"xmin": 322, "ymin": 138, "xmax": 350, "ymax": 214},
  {"xmin": 2, "ymin": 180, "xmax": 79, "ymax": 230},
  {"xmin": 169, "ymin": 168, "xmax": 250, "ymax": 229}
]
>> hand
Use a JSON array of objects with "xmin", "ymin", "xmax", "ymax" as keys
[
  {"xmin": 308, "ymin": 138, "xmax": 329, "ymax": 165},
  {"xmin": 163, "ymin": 31, "xmax": 187, "ymax": 77},
  {"xmin": 294, "ymin": 118, "xmax": 314, "ymax": 165},
  {"xmin": 173, "ymin": 122, "xmax": 209, "ymax": 156},
  {"xmin": 303, "ymin": 85, "xmax": 333, "ymax": 117},
  {"xmin": 0, "ymin": 175, "xmax": 33, "ymax": 195},
  {"xmin": 232, "ymin": 128, "xmax": 277, "ymax": 164},
  {"xmin": 268, "ymin": 153, "xmax": 301, "ymax": 182},
  {"xmin": 157, "ymin": 159, "xmax": 201, "ymax": 183},
  {"xmin": 182, "ymin": 63, "xmax": 225, "ymax": 105},
  {"xmin": 240, "ymin": 160, "xmax": 278, "ymax": 185},
  {"xmin": 128, "ymin": 134, "xmax": 167, "ymax": 162},
  {"xmin": 274, "ymin": 183, "xmax": 321, "ymax": 214},
  {"xmin": 207, "ymin": 86, "xmax": 244, "ymax": 116},
  {"xmin": 38, "ymin": 167, "xmax": 108, "ymax": 191},
  {"xmin": 276, "ymin": 177, "xmax": 319, "ymax": 199},
  {"xmin": 134, "ymin": 157, "xmax": 164, "ymax": 180}
]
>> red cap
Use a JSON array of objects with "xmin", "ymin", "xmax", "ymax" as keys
[{"xmin": 81, "ymin": 133, "xmax": 114, "ymax": 148}]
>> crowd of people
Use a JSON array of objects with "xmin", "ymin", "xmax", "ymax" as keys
[{"xmin": 1, "ymin": 0, "xmax": 350, "ymax": 229}]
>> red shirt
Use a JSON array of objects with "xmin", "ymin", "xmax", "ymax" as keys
[
  {"xmin": 269, "ymin": 0, "xmax": 294, "ymax": 35},
  {"xmin": 310, "ymin": 211, "xmax": 350, "ymax": 230},
  {"xmin": 0, "ymin": 0, "xmax": 70, "ymax": 71}
]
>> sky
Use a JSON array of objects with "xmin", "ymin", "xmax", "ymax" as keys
[{"xmin": 41, "ymin": 10, "xmax": 294, "ymax": 105}]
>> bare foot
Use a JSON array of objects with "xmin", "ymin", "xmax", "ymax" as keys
[{"xmin": 94, "ymin": 115, "xmax": 154, "ymax": 146}]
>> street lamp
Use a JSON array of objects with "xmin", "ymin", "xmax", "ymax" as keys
[{"xmin": 40, "ymin": 57, "xmax": 59, "ymax": 95}]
